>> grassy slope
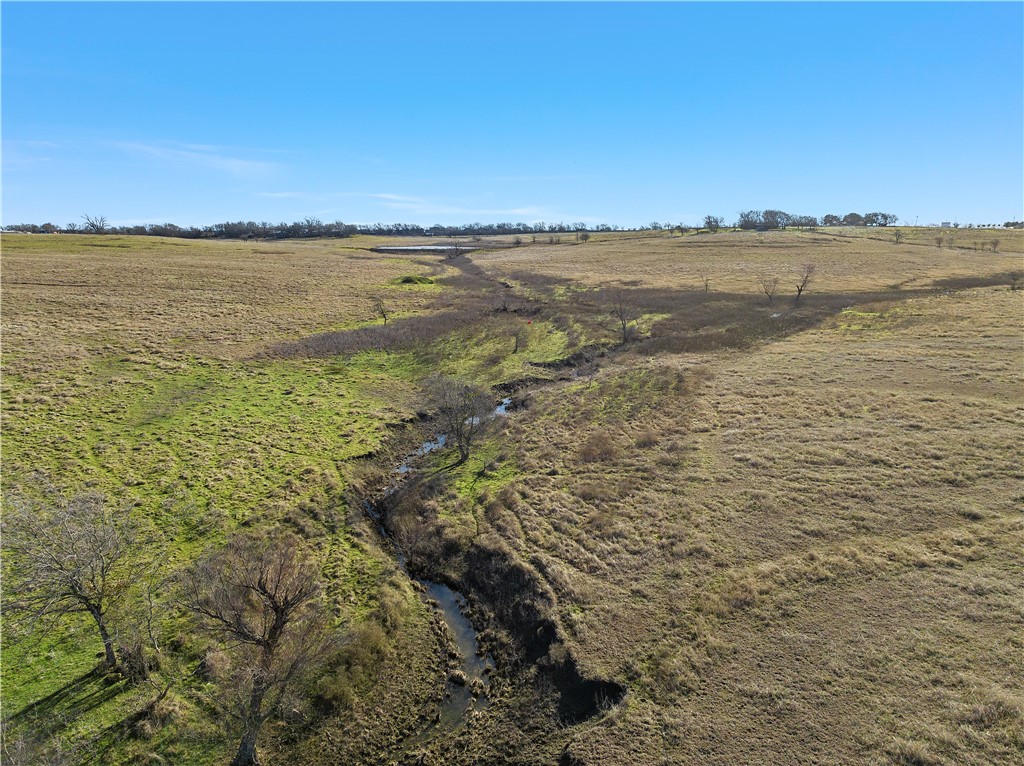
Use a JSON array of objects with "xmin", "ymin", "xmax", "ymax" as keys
[
  {"xmin": 447, "ymin": 230, "xmax": 1023, "ymax": 765},
  {"xmin": 430, "ymin": 293, "xmax": 1023, "ymax": 765},
  {"xmin": 0, "ymin": 234, "xmax": 455, "ymax": 763}
]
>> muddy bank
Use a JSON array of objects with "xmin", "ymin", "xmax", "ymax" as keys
[{"xmin": 373, "ymin": 480, "xmax": 625, "ymax": 729}]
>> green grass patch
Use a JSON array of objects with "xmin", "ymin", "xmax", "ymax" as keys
[
  {"xmin": 391, "ymin": 274, "xmax": 436, "ymax": 286},
  {"xmin": 432, "ymin": 318, "xmax": 574, "ymax": 387}
]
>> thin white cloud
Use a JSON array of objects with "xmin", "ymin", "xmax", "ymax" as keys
[
  {"xmin": 367, "ymin": 193, "xmax": 423, "ymax": 203},
  {"xmin": 6, "ymin": 139, "xmax": 62, "ymax": 149},
  {"xmin": 365, "ymin": 192, "xmax": 550, "ymax": 220},
  {"xmin": 111, "ymin": 141, "xmax": 280, "ymax": 177}
]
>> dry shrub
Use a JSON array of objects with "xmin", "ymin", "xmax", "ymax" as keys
[
  {"xmin": 318, "ymin": 621, "xmax": 390, "ymax": 710},
  {"xmin": 578, "ymin": 432, "xmax": 619, "ymax": 463},
  {"xmin": 133, "ymin": 695, "xmax": 188, "ymax": 740},
  {"xmin": 372, "ymin": 582, "xmax": 408, "ymax": 634},
  {"xmin": 575, "ymin": 481, "xmax": 616, "ymax": 503},
  {"xmin": 962, "ymin": 689, "xmax": 1022, "ymax": 729},
  {"xmin": 634, "ymin": 430, "xmax": 658, "ymax": 448},
  {"xmin": 652, "ymin": 649, "xmax": 701, "ymax": 695},
  {"xmin": 587, "ymin": 508, "xmax": 617, "ymax": 535},
  {"xmin": 887, "ymin": 739, "xmax": 948, "ymax": 766},
  {"xmin": 496, "ymin": 484, "xmax": 520, "ymax": 510}
]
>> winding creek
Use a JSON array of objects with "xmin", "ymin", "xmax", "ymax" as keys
[
  {"xmin": 363, "ymin": 397, "xmax": 512, "ymax": 741},
  {"xmin": 365, "ymin": 379, "xmax": 625, "ymax": 751}
]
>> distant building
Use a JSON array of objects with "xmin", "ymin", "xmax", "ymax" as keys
[{"xmin": 941, "ymin": 222, "xmax": 952, "ymax": 228}]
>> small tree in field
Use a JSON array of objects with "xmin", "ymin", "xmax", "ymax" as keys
[
  {"xmin": 446, "ymin": 238, "xmax": 464, "ymax": 259},
  {"xmin": 605, "ymin": 287, "xmax": 642, "ymax": 344},
  {"xmin": 761, "ymin": 276, "xmax": 779, "ymax": 305},
  {"xmin": 794, "ymin": 264, "xmax": 815, "ymax": 303},
  {"xmin": 699, "ymin": 272, "xmax": 711, "ymax": 293},
  {"xmin": 370, "ymin": 295, "xmax": 389, "ymax": 325},
  {"xmin": 2, "ymin": 486, "xmax": 145, "ymax": 670},
  {"xmin": 424, "ymin": 374, "xmax": 494, "ymax": 464},
  {"xmin": 990, "ymin": 239, "xmax": 1000, "ymax": 252},
  {"xmin": 82, "ymin": 214, "xmax": 108, "ymax": 233},
  {"xmin": 180, "ymin": 532, "xmax": 332, "ymax": 766},
  {"xmin": 703, "ymin": 215, "xmax": 722, "ymax": 233},
  {"xmin": 892, "ymin": 230, "xmax": 904, "ymax": 244}
]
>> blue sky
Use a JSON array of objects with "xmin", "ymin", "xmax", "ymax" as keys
[{"xmin": 3, "ymin": 2, "xmax": 1022, "ymax": 228}]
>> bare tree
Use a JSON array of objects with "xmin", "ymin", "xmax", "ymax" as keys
[
  {"xmin": 892, "ymin": 230, "xmax": 904, "ymax": 244},
  {"xmin": 935, "ymin": 236, "xmax": 944, "ymax": 249},
  {"xmin": 605, "ymin": 287, "xmax": 642, "ymax": 344},
  {"xmin": 424, "ymin": 374, "xmax": 494, "ymax": 464},
  {"xmin": 2, "ymin": 486, "xmax": 145, "ymax": 669},
  {"xmin": 578, "ymin": 231, "xmax": 590, "ymax": 244},
  {"xmin": 699, "ymin": 273, "xmax": 711, "ymax": 293},
  {"xmin": 370, "ymin": 295, "xmax": 389, "ymax": 325},
  {"xmin": 761, "ymin": 276, "xmax": 779, "ymax": 305},
  {"xmin": 82, "ymin": 214, "xmax": 108, "ymax": 233},
  {"xmin": 180, "ymin": 532, "xmax": 332, "ymax": 766},
  {"xmin": 703, "ymin": 215, "xmax": 722, "ymax": 233},
  {"xmin": 991, "ymin": 238, "xmax": 1000, "ymax": 252},
  {"xmin": 446, "ymin": 238, "xmax": 464, "ymax": 259},
  {"xmin": 794, "ymin": 264, "xmax": 815, "ymax": 303}
]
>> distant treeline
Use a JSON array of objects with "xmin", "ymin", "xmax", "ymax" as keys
[
  {"xmin": 4, "ymin": 212, "xmax": 1019, "ymax": 239},
  {"xmin": 0, "ymin": 216, "xmax": 611, "ymax": 239},
  {"xmin": 735, "ymin": 210, "xmax": 898, "ymax": 229}
]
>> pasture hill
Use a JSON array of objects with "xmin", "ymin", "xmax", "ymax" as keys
[{"xmin": 1, "ymin": 227, "xmax": 1022, "ymax": 766}]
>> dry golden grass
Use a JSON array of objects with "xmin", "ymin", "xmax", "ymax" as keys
[
  {"xmin": 460, "ymin": 284, "xmax": 1023, "ymax": 765},
  {"xmin": 0, "ymin": 233, "xmax": 449, "ymax": 376},
  {"xmin": 472, "ymin": 227, "xmax": 1023, "ymax": 294}
]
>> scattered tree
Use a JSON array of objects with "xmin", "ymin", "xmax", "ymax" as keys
[
  {"xmin": 703, "ymin": 215, "xmax": 722, "ymax": 233},
  {"xmin": 424, "ymin": 374, "xmax": 495, "ymax": 464},
  {"xmin": 180, "ymin": 532, "xmax": 332, "ymax": 766},
  {"xmin": 578, "ymin": 231, "xmax": 590, "ymax": 244},
  {"xmin": 737, "ymin": 210, "xmax": 762, "ymax": 230},
  {"xmin": 761, "ymin": 276, "xmax": 780, "ymax": 305},
  {"xmin": 991, "ymin": 239, "xmax": 1000, "ymax": 252},
  {"xmin": 370, "ymin": 296, "xmax": 389, "ymax": 325},
  {"xmin": 699, "ymin": 272, "xmax": 711, "ymax": 293},
  {"xmin": 761, "ymin": 210, "xmax": 790, "ymax": 230},
  {"xmin": 936, "ymin": 237, "xmax": 944, "ymax": 249},
  {"xmin": 794, "ymin": 264, "xmax": 815, "ymax": 303},
  {"xmin": 892, "ymin": 230, "xmax": 904, "ymax": 244},
  {"xmin": 2, "ymin": 485, "xmax": 145, "ymax": 669},
  {"xmin": 605, "ymin": 287, "xmax": 642, "ymax": 344},
  {"xmin": 446, "ymin": 239, "xmax": 463, "ymax": 259},
  {"xmin": 82, "ymin": 214, "xmax": 108, "ymax": 233}
]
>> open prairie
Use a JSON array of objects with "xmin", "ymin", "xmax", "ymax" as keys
[{"xmin": 2, "ymin": 228, "xmax": 1022, "ymax": 765}]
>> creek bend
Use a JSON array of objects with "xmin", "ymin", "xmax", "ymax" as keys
[
  {"xmin": 362, "ymin": 398, "xmax": 511, "ymax": 741},
  {"xmin": 364, "ymin": 388, "xmax": 625, "ymax": 749}
]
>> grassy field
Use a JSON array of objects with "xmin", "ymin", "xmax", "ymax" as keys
[{"xmin": 2, "ymin": 228, "xmax": 1022, "ymax": 765}]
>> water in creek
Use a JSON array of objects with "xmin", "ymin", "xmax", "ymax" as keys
[
  {"xmin": 421, "ymin": 580, "xmax": 493, "ymax": 725},
  {"xmin": 369, "ymin": 397, "xmax": 511, "ymax": 738}
]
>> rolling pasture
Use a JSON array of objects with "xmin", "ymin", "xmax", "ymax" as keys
[{"xmin": 1, "ymin": 228, "xmax": 1021, "ymax": 765}]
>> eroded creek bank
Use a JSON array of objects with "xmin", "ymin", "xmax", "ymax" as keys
[{"xmin": 362, "ymin": 393, "xmax": 624, "ymax": 751}]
